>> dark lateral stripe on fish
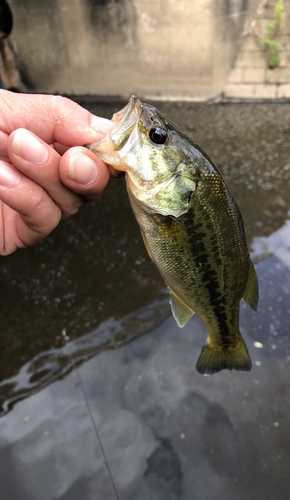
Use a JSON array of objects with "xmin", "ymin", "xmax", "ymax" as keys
[{"xmin": 184, "ymin": 208, "xmax": 231, "ymax": 346}]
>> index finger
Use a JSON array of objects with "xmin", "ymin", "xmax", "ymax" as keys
[{"xmin": 0, "ymin": 90, "xmax": 115, "ymax": 147}]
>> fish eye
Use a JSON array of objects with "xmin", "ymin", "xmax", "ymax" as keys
[{"xmin": 149, "ymin": 127, "xmax": 167, "ymax": 145}]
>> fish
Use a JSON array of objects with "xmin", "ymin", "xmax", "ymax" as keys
[{"xmin": 87, "ymin": 94, "xmax": 258, "ymax": 375}]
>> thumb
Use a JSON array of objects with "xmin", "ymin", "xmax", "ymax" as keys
[{"xmin": 0, "ymin": 90, "xmax": 115, "ymax": 147}]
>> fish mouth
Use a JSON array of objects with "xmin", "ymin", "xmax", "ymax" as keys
[
  {"xmin": 86, "ymin": 94, "xmax": 142, "ymax": 170},
  {"xmin": 112, "ymin": 94, "xmax": 141, "ymax": 126},
  {"xmin": 109, "ymin": 94, "xmax": 141, "ymax": 152}
]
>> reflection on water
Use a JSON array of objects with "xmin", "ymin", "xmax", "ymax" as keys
[
  {"xmin": 0, "ymin": 299, "xmax": 170, "ymax": 416},
  {"xmin": 252, "ymin": 216, "xmax": 290, "ymax": 270}
]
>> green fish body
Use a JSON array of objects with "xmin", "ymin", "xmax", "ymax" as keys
[{"xmin": 87, "ymin": 95, "xmax": 258, "ymax": 375}]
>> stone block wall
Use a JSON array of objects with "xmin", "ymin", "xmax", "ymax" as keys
[{"xmin": 225, "ymin": 0, "xmax": 290, "ymax": 98}]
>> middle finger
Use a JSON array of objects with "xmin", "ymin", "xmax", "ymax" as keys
[{"xmin": 7, "ymin": 128, "xmax": 83, "ymax": 219}]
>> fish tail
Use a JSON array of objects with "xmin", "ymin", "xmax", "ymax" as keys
[{"xmin": 196, "ymin": 337, "xmax": 252, "ymax": 375}]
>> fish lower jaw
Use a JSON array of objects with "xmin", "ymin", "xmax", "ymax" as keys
[
  {"xmin": 126, "ymin": 176, "xmax": 157, "ymax": 213},
  {"xmin": 93, "ymin": 150, "xmax": 127, "ymax": 172},
  {"xmin": 126, "ymin": 170, "xmax": 156, "ymax": 191}
]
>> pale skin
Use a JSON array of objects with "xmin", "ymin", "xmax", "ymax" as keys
[{"xmin": 0, "ymin": 90, "xmax": 118, "ymax": 256}]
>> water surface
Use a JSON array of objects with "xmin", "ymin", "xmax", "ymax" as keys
[{"xmin": 0, "ymin": 100, "xmax": 290, "ymax": 499}]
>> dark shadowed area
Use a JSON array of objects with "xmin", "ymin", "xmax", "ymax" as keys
[{"xmin": 0, "ymin": 100, "xmax": 290, "ymax": 500}]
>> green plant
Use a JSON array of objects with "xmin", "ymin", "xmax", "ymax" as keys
[
  {"xmin": 263, "ymin": 0, "xmax": 284, "ymax": 69},
  {"xmin": 274, "ymin": 0, "xmax": 285, "ymax": 35},
  {"xmin": 263, "ymin": 39, "xmax": 281, "ymax": 69}
]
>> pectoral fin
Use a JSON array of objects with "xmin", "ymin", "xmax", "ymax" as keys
[
  {"xmin": 169, "ymin": 289, "xmax": 195, "ymax": 328},
  {"xmin": 242, "ymin": 259, "xmax": 259, "ymax": 311}
]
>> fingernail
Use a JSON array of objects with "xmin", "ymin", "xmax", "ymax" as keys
[
  {"xmin": 69, "ymin": 154, "xmax": 98, "ymax": 185},
  {"xmin": 13, "ymin": 129, "xmax": 49, "ymax": 164},
  {"xmin": 0, "ymin": 163, "xmax": 21, "ymax": 188},
  {"xmin": 90, "ymin": 116, "xmax": 115, "ymax": 136}
]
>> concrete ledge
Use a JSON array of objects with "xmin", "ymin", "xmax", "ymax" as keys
[
  {"xmin": 254, "ymin": 84, "xmax": 278, "ymax": 98},
  {"xmin": 224, "ymin": 83, "xmax": 256, "ymax": 98},
  {"xmin": 225, "ymin": 83, "xmax": 283, "ymax": 99},
  {"xmin": 278, "ymin": 84, "xmax": 290, "ymax": 98}
]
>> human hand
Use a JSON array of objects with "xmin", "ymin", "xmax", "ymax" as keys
[{"xmin": 0, "ymin": 90, "xmax": 116, "ymax": 255}]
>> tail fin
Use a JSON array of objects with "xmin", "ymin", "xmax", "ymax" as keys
[{"xmin": 196, "ymin": 338, "xmax": 252, "ymax": 375}]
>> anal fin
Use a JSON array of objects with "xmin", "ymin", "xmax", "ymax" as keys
[{"xmin": 169, "ymin": 289, "xmax": 195, "ymax": 328}]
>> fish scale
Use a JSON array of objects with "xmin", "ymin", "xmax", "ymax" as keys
[{"xmin": 129, "ymin": 176, "xmax": 242, "ymax": 345}]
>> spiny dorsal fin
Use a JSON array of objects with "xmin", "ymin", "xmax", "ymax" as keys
[
  {"xmin": 242, "ymin": 259, "xmax": 259, "ymax": 311},
  {"xmin": 169, "ymin": 289, "xmax": 195, "ymax": 328}
]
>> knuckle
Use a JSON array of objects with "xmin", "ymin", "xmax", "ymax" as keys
[
  {"xmin": 26, "ymin": 189, "xmax": 61, "ymax": 233},
  {"xmin": 51, "ymin": 95, "xmax": 80, "ymax": 122},
  {"xmin": 50, "ymin": 94, "xmax": 70, "ymax": 109},
  {"xmin": 29, "ymin": 188, "xmax": 47, "ymax": 212}
]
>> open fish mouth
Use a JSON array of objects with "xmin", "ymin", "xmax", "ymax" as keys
[
  {"xmin": 109, "ymin": 94, "xmax": 141, "ymax": 152},
  {"xmin": 87, "ymin": 94, "xmax": 142, "ymax": 163},
  {"xmin": 112, "ymin": 93, "xmax": 141, "ymax": 126}
]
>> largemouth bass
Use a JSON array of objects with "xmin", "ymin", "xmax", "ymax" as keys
[{"xmin": 87, "ymin": 95, "xmax": 258, "ymax": 375}]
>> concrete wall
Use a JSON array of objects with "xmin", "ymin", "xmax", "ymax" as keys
[{"xmin": 8, "ymin": 0, "xmax": 261, "ymax": 99}]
